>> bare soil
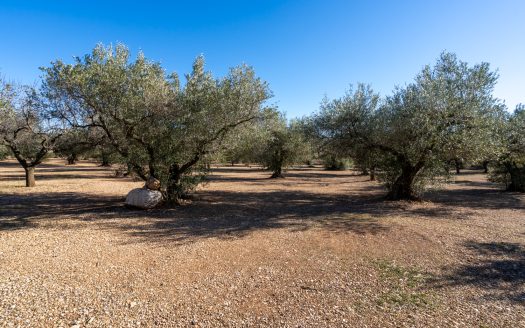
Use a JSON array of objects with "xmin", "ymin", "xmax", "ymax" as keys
[{"xmin": 1, "ymin": 159, "xmax": 524, "ymax": 327}]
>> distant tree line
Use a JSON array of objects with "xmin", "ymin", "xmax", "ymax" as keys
[{"xmin": 1, "ymin": 45, "xmax": 523, "ymax": 204}]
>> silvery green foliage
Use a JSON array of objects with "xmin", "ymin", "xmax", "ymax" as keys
[
  {"xmin": 219, "ymin": 110, "xmax": 311, "ymax": 177},
  {"xmin": 314, "ymin": 53, "xmax": 504, "ymax": 200},
  {"xmin": 0, "ymin": 78, "xmax": 59, "ymax": 168},
  {"xmin": 489, "ymin": 105, "xmax": 525, "ymax": 191},
  {"xmin": 0, "ymin": 145, "xmax": 8, "ymax": 159},
  {"xmin": 42, "ymin": 44, "xmax": 272, "ymax": 202},
  {"xmin": 261, "ymin": 121, "xmax": 310, "ymax": 178},
  {"xmin": 53, "ymin": 127, "xmax": 100, "ymax": 164},
  {"xmin": 217, "ymin": 107, "xmax": 278, "ymax": 165}
]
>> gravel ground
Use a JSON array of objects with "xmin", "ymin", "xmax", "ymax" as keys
[{"xmin": 0, "ymin": 159, "xmax": 524, "ymax": 327}]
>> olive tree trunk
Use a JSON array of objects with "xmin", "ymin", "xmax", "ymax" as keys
[
  {"xmin": 386, "ymin": 163, "xmax": 422, "ymax": 200},
  {"xmin": 507, "ymin": 166, "xmax": 525, "ymax": 192},
  {"xmin": 166, "ymin": 174, "xmax": 182, "ymax": 202},
  {"xmin": 100, "ymin": 158, "xmax": 110, "ymax": 166},
  {"xmin": 482, "ymin": 160, "xmax": 489, "ymax": 174},
  {"xmin": 270, "ymin": 166, "xmax": 284, "ymax": 179},
  {"xmin": 369, "ymin": 166, "xmax": 376, "ymax": 181},
  {"xmin": 454, "ymin": 159, "xmax": 461, "ymax": 174},
  {"xmin": 24, "ymin": 166, "xmax": 36, "ymax": 187},
  {"xmin": 165, "ymin": 162, "xmax": 192, "ymax": 203},
  {"xmin": 67, "ymin": 153, "xmax": 77, "ymax": 165}
]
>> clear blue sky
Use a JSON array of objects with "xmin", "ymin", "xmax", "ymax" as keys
[{"xmin": 1, "ymin": 0, "xmax": 523, "ymax": 117}]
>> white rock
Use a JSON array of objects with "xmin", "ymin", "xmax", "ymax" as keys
[{"xmin": 125, "ymin": 188, "xmax": 163, "ymax": 209}]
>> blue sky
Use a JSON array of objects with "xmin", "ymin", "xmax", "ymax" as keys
[{"xmin": 1, "ymin": 1, "xmax": 523, "ymax": 117}]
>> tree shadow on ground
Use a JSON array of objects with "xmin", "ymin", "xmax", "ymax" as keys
[
  {"xmin": 0, "ymin": 173, "xmax": 117, "ymax": 181},
  {"xmin": 424, "ymin": 176, "xmax": 524, "ymax": 211},
  {"xmin": 426, "ymin": 188, "xmax": 524, "ymax": 211},
  {"xmin": 1, "ymin": 164, "xmax": 523, "ymax": 245},
  {"xmin": 0, "ymin": 192, "xmax": 124, "ymax": 230},
  {"xmin": 0, "ymin": 160, "xmax": 102, "ymax": 169},
  {"xmin": 0, "ymin": 188, "xmax": 394, "ymax": 244},
  {"xmin": 434, "ymin": 241, "xmax": 525, "ymax": 303},
  {"xmin": 206, "ymin": 167, "xmax": 359, "ymax": 183}
]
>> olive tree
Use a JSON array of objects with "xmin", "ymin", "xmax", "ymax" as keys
[
  {"xmin": 263, "ymin": 128, "xmax": 307, "ymax": 178},
  {"xmin": 218, "ymin": 109, "xmax": 277, "ymax": 166},
  {"xmin": 0, "ymin": 145, "xmax": 9, "ymax": 159},
  {"xmin": 314, "ymin": 53, "xmax": 503, "ymax": 200},
  {"xmin": 490, "ymin": 104, "xmax": 525, "ymax": 191},
  {"xmin": 0, "ymin": 79, "xmax": 61, "ymax": 187},
  {"xmin": 53, "ymin": 127, "xmax": 101, "ymax": 164},
  {"xmin": 311, "ymin": 85, "xmax": 381, "ymax": 178},
  {"xmin": 220, "ymin": 112, "xmax": 311, "ymax": 178},
  {"xmin": 95, "ymin": 141, "xmax": 121, "ymax": 167},
  {"xmin": 42, "ymin": 44, "xmax": 272, "ymax": 203}
]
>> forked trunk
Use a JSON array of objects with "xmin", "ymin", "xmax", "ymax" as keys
[{"xmin": 24, "ymin": 166, "xmax": 35, "ymax": 187}]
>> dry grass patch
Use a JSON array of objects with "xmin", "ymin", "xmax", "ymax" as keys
[{"xmin": 373, "ymin": 259, "xmax": 434, "ymax": 308}]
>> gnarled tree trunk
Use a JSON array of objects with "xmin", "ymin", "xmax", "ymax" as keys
[
  {"xmin": 166, "ymin": 172, "xmax": 182, "ymax": 202},
  {"xmin": 386, "ymin": 162, "xmax": 423, "ymax": 200},
  {"xmin": 269, "ymin": 149, "xmax": 285, "ymax": 178}
]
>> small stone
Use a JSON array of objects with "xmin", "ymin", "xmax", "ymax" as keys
[{"xmin": 145, "ymin": 177, "xmax": 161, "ymax": 190}]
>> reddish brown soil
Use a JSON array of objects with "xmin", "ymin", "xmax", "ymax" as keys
[{"xmin": 1, "ymin": 159, "xmax": 524, "ymax": 327}]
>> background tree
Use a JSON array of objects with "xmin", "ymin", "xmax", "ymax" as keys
[
  {"xmin": 258, "ymin": 117, "xmax": 311, "ymax": 178},
  {"xmin": 313, "ymin": 53, "xmax": 503, "ymax": 200},
  {"xmin": 217, "ymin": 110, "xmax": 311, "ymax": 177},
  {"xmin": 0, "ymin": 79, "xmax": 61, "ymax": 187},
  {"xmin": 53, "ymin": 128, "xmax": 98, "ymax": 164},
  {"xmin": 311, "ymin": 85, "xmax": 381, "ymax": 179},
  {"xmin": 350, "ymin": 146, "xmax": 381, "ymax": 180},
  {"xmin": 0, "ymin": 145, "xmax": 9, "ymax": 159},
  {"xmin": 218, "ymin": 110, "xmax": 275, "ymax": 166},
  {"xmin": 490, "ymin": 104, "xmax": 525, "ymax": 191},
  {"xmin": 43, "ymin": 44, "xmax": 272, "ymax": 203},
  {"xmin": 94, "ymin": 141, "xmax": 121, "ymax": 167}
]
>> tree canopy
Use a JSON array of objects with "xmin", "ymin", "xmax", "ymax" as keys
[
  {"xmin": 313, "ymin": 52, "xmax": 504, "ymax": 199},
  {"xmin": 0, "ymin": 78, "xmax": 61, "ymax": 186},
  {"xmin": 42, "ymin": 44, "xmax": 272, "ymax": 202},
  {"xmin": 490, "ymin": 105, "xmax": 525, "ymax": 191}
]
